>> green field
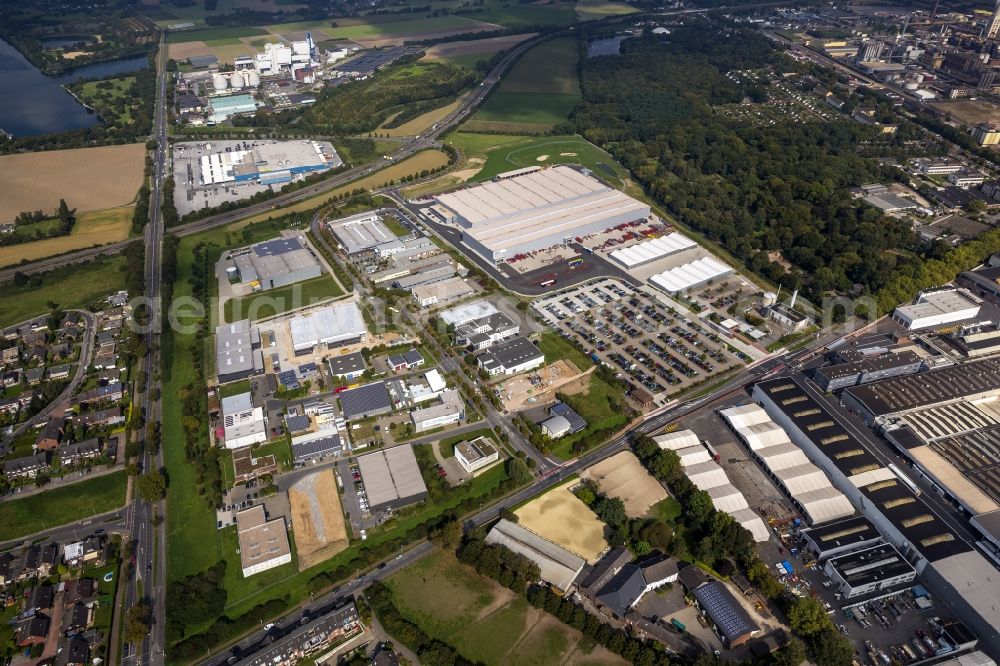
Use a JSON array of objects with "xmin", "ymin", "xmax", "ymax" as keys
[
  {"xmin": 549, "ymin": 374, "xmax": 628, "ymax": 460},
  {"xmin": 537, "ymin": 331, "xmax": 594, "ymax": 371},
  {"xmin": 386, "ymin": 550, "xmax": 622, "ymax": 665},
  {"xmin": 474, "ymin": 37, "xmax": 580, "ymax": 130},
  {"xmin": 456, "ymin": 3, "xmax": 577, "ymax": 28},
  {"xmin": 0, "ymin": 471, "xmax": 128, "ymax": 542},
  {"xmin": 223, "ymin": 274, "xmax": 345, "ymax": 323},
  {"xmin": 74, "ymin": 76, "xmax": 137, "ymax": 125},
  {"xmin": 574, "ymin": 0, "xmax": 639, "ymax": 21},
  {"xmin": 0, "ymin": 254, "xmax": 127, "ymax": 328},
  {"xmin": 447, "ymin": 134, "xmax": 629, "ymax": 187},
  {"xmin": 165, "ymin": 26, "xmax": 267, "ymax": 43}
]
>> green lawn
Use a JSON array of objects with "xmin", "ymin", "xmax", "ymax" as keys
[
  {"xmin": 455, "ymin": 3, "xmax": 576, "ymax": 28},
  {"xmin": 0, "ymin": 254, "xmax": 126, "ymax": 328},
  {"xmin": 436, "ymin": 427, "xmax": 495, "ymax": 457},
  {"xmin": 476, "ymin": 93, "xmax": 580, "ymax": 126},
  {"xmin": 387, "ymin": 550, "xmax": 607, "ymax": 665},
  {"xmin": 536, "ymin": 332, "xmax": 594, "ymax": 372},
  {"xmin": 223, "ymin": 274, "xmax": 345, "ymax": 323},
  {"xmin": 0, "ymin": 471, "xmax": 127, "ymax": 542},
  {"xmin": 218, "ymin": 379, "xmax": 251, "ymax": 398},
  {"xmin": 251, "ymin": 437, "xmax": 292, "ymax": 471},
  {"xmin": 548, "ymin": 374, "xmax": 628, "ymax": 460},
  {"xmin": 165, "ymin": 26, "xmax": 267, "ymax": 43},
  {"xmin": 650, "ymin": 496, "xmax": 681, "ymax": 522},
  {"xmin": 382, "ymin": 215, "xmax": 409, "ymax": 236}
]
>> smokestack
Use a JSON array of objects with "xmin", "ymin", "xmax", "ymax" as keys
[{"xmin": 790, "ymin": 289, "xmax": 798, "ymax": 309}]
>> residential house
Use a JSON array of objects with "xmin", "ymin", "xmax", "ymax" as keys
[
  {"xmin": 73, "ymin": 407, "xmax": 124, "ymax": 429},
  {"xmin": 77, "ymin": 383, "xmax": 123, "ymax": 407},
  {"xmin": 1, "ymin": 369, "xmax": 21, "ymax": 388},
  {"xmin": 25, "ymin": 584, "xmax": 54, "ymax": 612},
  {"xmin": 58, "ymin": 325, "xmax": 82, "ymax": 343},
  {"xmin": 23, "ymin": 332, "xmax": 46, "ymax": 348},
  {"xmin": 59, "ymin": 439, "xmax": 102, "ymax": 466},
  {"xmin": 0, "ymin": 552, "xmax": 19, "ymax": 586},
  {"xmin": 0, "ymin": 396, "xmax": 22, "ymax": 416},
  {"xmin": 25, "ymin": 367, "xmax": 44, "ymax": 386},
  {"xmin": 39, "ymin": 543, "xmax": 60, "ymax": 575},
  {"xmin": 63, "ymin": 537, "xmax": 104, "ymax": 567},
  {"xmin": 98, "ymin": 368, "xmax": 121, "ymax": 385},
  {"xmin": 4, "ymin": 453, "xmax": 50, "ymax": 479},
  {"xmin": 25, "ymin": 345, "xmax": 47, "ymax": 364},
  {"xmin": 16, "ymin": 616, "xmax": 49, "ymax": 647},
  {"xmin": 50, "ymin": 343, "xmax": 71, "ymax": 359},
  {"xmin": 95, "ymin": 331, "xmax": 115, "ymax": 347},
  {"xmin": 91, "ymin": 352, "xmax": 119, "ymax": 370},
  {"xmin": 35, "ymin": 417, "xmax": 64, "ymax": 451},
  {"xmin": 49, "ymin": 364, "xmax": 72, "ymax": 381},
  {"xmin": 64, "ymin": 578, "xmax": 96, "ymax": 605},
  {"xmin": 59, "ymin": 637, "xmax": 90, "ymax": 666},
  {"xmin": 62, "ymin": 603, "xmax": 92, "ymax": 635},
  {"xmin": 1, "ymin": 346, "xmax": 19, "ymax": 366}
]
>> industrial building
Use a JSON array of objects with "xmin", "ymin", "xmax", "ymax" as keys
[
  {"xmin": 328, "ymin": 212, "xmax": 396, "ymax": 262},
  {"xmin": 752, "ymin": 377, "xmax": 1000, "ymax": 654},
  {"xmin": 478, "ymin": 336, "xmax": 545, "ymax": 377},
  {"xmin": 485, "ymin": 518, "xmax": 585, "ymax": 591},
  {"xmin": 387, "ymin": 349, "xmax": 424, "ymax": 372},
  {"xmin": 411, "ymin": 276, "xmax": 476, "ymax": 307},
  {"xmin": 454, "ymin": 310, "xmax": 519, "ymax": 349},
  {"xmin": 653, "ymin": 428, "xmax": 770, "ymax": 541},
  {"xmin": 812, "ymin": 348, "xmax": 923, "ymax": 392},
  {"xmin": 207, "ymin": 94, "xmax": 258, "ymax": 123},
  {"xmin": 455, "ymin": 436, "xmax": 500, "ymax": 474},
  {"xmin": 236, "ymin": 507, "xmax": 292, "ymax": 577},
  {"xmin": 891, "ymin": 287, "xmax": 982, "ymax": 330},
  {"xmin": 679, "ymin": 567, "xmax": 759, "ymax": 649},
  {"xmin": 356, "ymin": 445, "xmax": 428, "ymax": 512},
  {"xmin": 439, "ymin": 300, "xmax": 500, "ymax": 327},
  {"xmin": 540, "ymin": 402, "xmax": 587, "ymax": 439},
  {"xmin": 291, "ymin": 432, "xmax": 342, "ymax": 465},
  {"xmin": 823, "ymin": 542, "xmax": 916, "ymax": 598},
  {"xmin": 648, "ymin": 257, "xmax": 734, "ymax": 295},
  {"xmin": 800, "ymin": 515, "xmax": 883, "ymax": 560},
  {"xmin": 288, "ymin": 302, "xmax": 366, "ymax": 354},
  {"xmin": 198, "ymin": 141, "xmax": 340, "ymax": 187},
  {"xmin": 609, "ymin": 232, "xmax": 697, "ymax": 269},
  {"xmin": 431, "ymin": 166, "xmax": 651, "ymax": 262},
  {"xmin": 719, "ymin": 405, "xmax": 855, "ymax": 525},
  {"xmin": 325, "ymin": 351, "xmax": 367, "ymax": 381},
  {"xmin": 221, "ymin": 393, "xmax": 268, "ymax": 449},
  {"xmin": 215, "ymin": 319, "xmax": 263, "ymax": 383},
  {"xmin": 339, "ymin": 381, "xmax": 393, "ymax": 421},
  {"xmin": 410, "ymin": 389, "xmax": 465, "ymax": 433},
  {"xmin": 228, "ymin": 236, "xmax": 323, "ymax": 290}
]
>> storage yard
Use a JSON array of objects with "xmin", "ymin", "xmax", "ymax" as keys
[
  {"xmin": 172, "ymin": 139, "xmax": 342, "ymax": 216},
  {"xmin": 533, "ymin": 279, "xmax": 754, "ymax": 406},
  {"xmin": 0, "ymin": 143, "xmax": 146, "ymax": 222},
  {"xmin": 513, "ymin": 479, "xmax": 608, "ymax": 563},
  {"xmin": 580, "ymin": 451, "xmax": 669, "ymax": 518}
]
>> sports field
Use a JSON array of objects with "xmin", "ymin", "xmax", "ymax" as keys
[
  {"xmin": 0, "ymin": 471, "xmax": 128, "ymax": 542},
  {"xmin": 514, "ymin": 479, "xmax": 607, "ymax": 563},
  {"xmin": 288, "ymin": 469, "xmax": 349, "ymax": 570},
  {"xmin": 0, "ymin": 144, "xmax": 145, "ymax": 223},
  {"xmin": 581, "ymin": 451, "xmax": 669, "ymax": 518},
  {"xmin": 0, "ymin": 206, "xmax": 134, "ymax": 268},
  {"xmin": 387, "ymin": 550, "xmax": 626, "ymax": 665},
  {"xmin": 473, "ymin": 38, "xmax": 580, "ymax": 131}
]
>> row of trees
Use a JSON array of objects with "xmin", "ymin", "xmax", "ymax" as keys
[{"xmin": 0, "ymin": 199, "xmax": 76, "ymax": 248}]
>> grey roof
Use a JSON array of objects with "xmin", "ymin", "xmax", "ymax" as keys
[
  {"xmin": 4, "ymin": 452, "xmax": 48, "ymax": 475},
  {"xmin": 827, "ymin": 542, "xmax": 914, "ymax": 589},
  {"xmin": 357, "ymin": 445, "xmax": 427, "ymax": 509},
  {"xmin": 638, "ymin": 554, "xmax": 678, "ymax": 584},
  {"xmin": 339, "ymin": 381, "xmax": 392, "ymax": 420},
  {"xmin": 291, "ymin": 433, "xmax": 341, "ymax": 462},
  {"xmin": 388, "ymin": 348, "xmax": 424, "ymax": 368},
  {"xmin": 582, "ymin": 546, "xmax": 633, "ymax": 591},
  {"xmin": 480, "ymin": 336, "xmax": 543, "ymax": 370},
  {"xmin": 326, "ymin": 351, "xmax": 366, "ymax": 377},
  {"xmin": 692, "ymin": 581, "xmax": 759, "ymax": 644},
  {"xmin": 550, "ymin": 402, "xmax": 586, "ymax": 433},
  {"xmin": 801, "ymin": 515, "xmax": 880, "ymax": 552},
  {"xmin": 284, "ymin": 414, "xmax": 312, "ymax": 433},
  {"xmin": 844, "ymin": 357, "xmax": 1000, "ymax": 416},
  {"xmin": 596, "ymin": 564, "xmax": 647, "ymax": 616},
  {"xmin": 485, "ymin": 519, "xmax": 585, "ymax": 591}
]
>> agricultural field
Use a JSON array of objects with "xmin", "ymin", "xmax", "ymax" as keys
[
  {"xmin": 581, "ymin": 451, "xmax": 669, "ymax": 518},
  {"xmin": 514, "ymin": 479, "xmax": 608, "ymax": 562},
  {"xmin": 223, "ymin": 274, "xmax": 344, "ymax": 323},
  {"xmin": 422, "ymin": 33, "xmax": 536, "ymax": 69},
  {"xmin": 455, "ymin": 1, "xmax": 577, "ymax": 28},
  {"xmin": 0, "ymin": 206, "xmax": 134, "ymax": 268},
  {"xmin": 471, "ymin": 38, "xmax": 580, "ymax": 131},
  {"xmin": 0, "ymin": 254, "xmax": 128, "ymax": 328},
  {"xmin": 386, "ymin": 550, "xmax": 626, "ymax": 666},
  {"xmin": 288, "ymin": 469, "xmax": 350, "ymax": 570},
  {"xmin": 0, "ymin": 143, "xmax": 146, "ymax": 223},
  {"xmin": 144, "ymin": 0, "xmax": 305, "ymax": 28},
  {"xmin": 164, "ymin": 26, "xmax": 269, "ymax": 44},
  {"xmin": 574, "ymin": 0, "xmax": 639, "ymax": 21},
  {"xmin": 0, "ymin": 471, "xmax": 128, "ymax": 542}
]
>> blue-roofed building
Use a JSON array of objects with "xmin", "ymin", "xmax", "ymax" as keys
[{"xmin": 208, "ymin": 94, "xmax": 258, "ymax": 122}]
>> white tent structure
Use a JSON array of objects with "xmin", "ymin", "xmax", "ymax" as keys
[
  {"xmin": 720, "ymin": 403, "xmax": 855, "ymax": 525},
  {"xmin": 609, "ymin": 233, "xmax": 697, "ymax": 268},
  {"xmin": 676, "ymin": 445, "xmax": 712, "ymax": 466},
  {"xmin": 732, "ymin": 508, "xmax": 771, "ymax": 542},
  {"xmin": 654, "ymin": 429, "xmax": 701, "ymax": 450},
  {"xmin": 648, "ymin": 257, "xmax": 733, "ymax": 295},
  {"xmin": 707, "ymin": 484, "xmax": 750, "ymax": 513},
  {"xmin": 685, "ymin": 460, "xmax": 731, "ymax": 490}
]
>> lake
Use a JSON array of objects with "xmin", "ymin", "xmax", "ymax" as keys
[
  {"xmin": 587, "ymin": 36, "xmax": 627, "ymax": 58},
  {"xmin": 0, "ymin": 38, "xmax": 148, "ymax": 137}
]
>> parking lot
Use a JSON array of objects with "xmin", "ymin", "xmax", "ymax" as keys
[
  {"xmin": 215, "ymin": 478, "xmax": 289, "ymax": 529},
  {"xmin": 335, "ymin": 459, "xmax": 380, "ymax": 534},
  {"xmin": 533, "ymin": 279, "xmax": 753, "ymax": 405}
]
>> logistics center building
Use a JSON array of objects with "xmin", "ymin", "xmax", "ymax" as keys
[
  {"xmin": 199, "ymin": 140, "xmax": 341, "ymax": 186},
  {"xmin": 432, "ymin": 166, "xmax": 650, "ymax": 262}
]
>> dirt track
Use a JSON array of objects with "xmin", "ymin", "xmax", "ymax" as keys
[{"xmin": 514, "ymin": 479, "xmax": 607, "ymax": 563}]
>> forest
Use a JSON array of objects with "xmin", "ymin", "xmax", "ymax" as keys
[{"xmin": 574, "ymin": 23, "xmax": 928, "ymax": 303}]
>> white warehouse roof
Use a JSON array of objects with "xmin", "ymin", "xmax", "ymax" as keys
[
  {"xmin": 609, "ymin": 233, "xmax": 697, "ymax": 268},
  {"xmin": 676, "ymin": 445, "xmax": 712, "ymax": 466},
  {"xmin": 685, "ymin": 460, "xmax": 731, "ymax": 490},
  {"xmin": 796, "ymin": 486, "xmax": 856, "ymax": 524},
  {"xmin": 289, "ymin": 301, "xmax": 365, "ymax": 351},
  {"xmin": 649, "ymin": 256, "xmax": 733, "ymax": 295},
  {"xmin": 707, "ymin": 484, "xmax": 750, "ymax": 513},
  {"xmin": 485, "ymin": 519, "xmax": 584, "ymax": 591},
  {"xmin": 718, "ymin": 404, "xmax": 771, "ymax": 430},
  {"xmin": 775, "ymin": 463, "xmax": 837, "ymax": 495},
  {"xmin": 741, "ymin": 421, "xmax": 793, "ymax": 450},
  {"xmin": 756, "ymin": 442, "xmax": 811, "ymax": 471},
  {"xmin": 732, "ymin": 507, "xmax": 771, "ymax": 542},
  {"xmin": 654, "ymin": 429, "xmax": 701, "ymax": 450}
]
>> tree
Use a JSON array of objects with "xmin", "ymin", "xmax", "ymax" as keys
[
  {"xmin": 774, "ymin": 637, "xmax": 808, "ymax": 666},
  {"xmin": 506, "ymin": 457, "xmax": 532, "ymax": 486},
  {"xmin": 137, "ymin": 470, "xmax": 167, "ymax": 502},
  {"xmin": 788, "ymin": 597, "xmax": 830, "ymax": 636},
  {"xmin": 124, "ymin": 603, "xmax": 151, "ymax": 643}
]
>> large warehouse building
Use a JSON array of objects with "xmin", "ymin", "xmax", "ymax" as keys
[
  {"xmin": 357, "ymin": 445, "xmax": 428, "ymax": 512},
  {"xmin": 199, "ymin": 140, "xmax": 341, "ymax": 186},
  {"xmin": 288, "ymin": 302, "xmax": 366, "ymax": 354},
  {"xmin": 485, "ymin": 518, "xmax": 585, "ymax": 591},
  {"xmin": 432, "ymin": 166, "xmax": 650, "ymax": 262},
  {"xmin": 228, "ymin": 236, "xmax": 322, "ymax": 290}
]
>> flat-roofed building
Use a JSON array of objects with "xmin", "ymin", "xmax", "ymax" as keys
[
  {"xmin": 455, "ymin": 311, "xmax": 518, "ymax": 350},
  {"xmin": 236, "ymin": 506, "xmax": 292, "ymax": 577},
  {"xmin": 434, "ymin": 166, "xmax": 650, "ymax": 262},
  {"xmin": 326, "ymin": 351, "xmax": 366, "ymax": 380},
  {"xmin": 357, "ymin": 445, "xmax": 428, "ymax": 512},
  {"xmin": 824, "ymin": 542, "xmax": 915, "ymax": 598},
  {"xmin": 328, "ymin": 212, "xmax": 394, "ymax": 262},
  {"xmin": 649, "ymin": 257, "xmax": 734, "ymax": 295},
  {"xmin": 609, "ymin": 233, "xmax": 697, "ymax": 269},
  {"xmin": 680, "ymin": 567, "xmax": 760, "ymax": 648},
  {"xmin": 221, "ymin": 393, "xmax": 268, "ymax": 449},
  {"xmin": 455, "ymin": 436, "xmax": 499, "ymax": 473},
  {"xmin": 801, "ymin": 515, "xmax": 882, "ymax": 560},
  {"xmin": 411, "ymin": 277, "xmax": 476, "ymax": 307},
  {"xmin": 339, "ymin": 381, "xmax": 392, "ymax": 420},
  {"xmin": 215, "ymin": 319, "xmax": 263, "ymax": 383},
  {"xmin": 229, "ymin": 236, "xmax": 323, "ymax": 290},
  {"xmin": 288, "ymin": 302, "xmax": 366, "ymax": 354},
  {"xmin": 485, "ymin": 518, "xmax": 584, "ymax": 591},
  {"xmin": 892, "ymin": 288, "xmax": 981, "ymax": 330},
  {"xmin": 478, "ymin": 337, "xmax": 544, "ymax": 376},
  {"xmin": 411, "ymin": 389, "xmax": 464, "ymax": 432}
]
